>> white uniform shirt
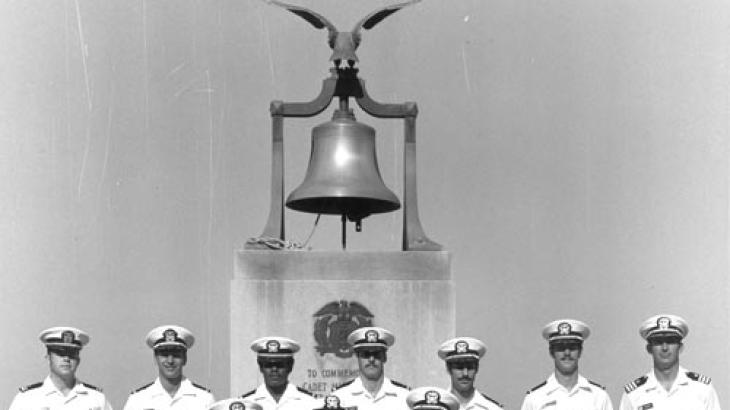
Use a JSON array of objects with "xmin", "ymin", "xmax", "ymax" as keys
[
  {"xmin": 9, "ymin": 376, "xmax": 112, "ymax": 410},
  {"xmin": 332, "ymin": 377, "xmax": 409, "ymax": 410},
  {"xmin": 450, "ymin": 389, "xmax": 503, "ymax": 410},
  {"xmin": 619, "ymin": 367, "xmax": 720, "ymax": 410},
  {"xmin": 520, "ymin": 373, "xmax": 613, "ymax": 410},
  {"xmin": 240, "ymin": 383, "xmax": 319, "ymax": 410},
  {"xmin": 123, "ymin": 377, "xmax": 215, "ymax": 410}
]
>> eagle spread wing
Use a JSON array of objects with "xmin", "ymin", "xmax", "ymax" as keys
[
  {"xmin": 268, "ymin": 0, "xmax": 338, "ymax": 46},
  {"xmin": 351, "ymin": 0, "xmax": 422, "ymax": 43},
  {"xmin": 313, "ymin": 301, "xmax": 342, "ymax": 317}
]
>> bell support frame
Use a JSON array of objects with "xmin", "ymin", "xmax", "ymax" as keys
[{"xmin": 248, "ymin": 68, "xmax": 441, "ymax": 251}]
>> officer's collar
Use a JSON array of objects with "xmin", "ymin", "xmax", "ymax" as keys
[
  {"xmin": 43, "ymin": 375, "xmax": 89, "ymax": 396},
  {"xmin": 352, "ymin": 377, "xmax": 398, "ymax": 397},
  {"xmin": 257, "ymin": 382, "xmax": 298, "ymax": 401},
  {"xmin": 545, "ymin": 373, "xmax": 592, "ymax": 395},
  {"xmin": 150, "ymin": 377, "xmax": 196, "ymax": 398},
  {"xmin": 646, "ymin": 366, "xmax": 689, "ymax": 392}
]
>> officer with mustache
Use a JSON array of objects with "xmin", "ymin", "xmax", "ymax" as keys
[
  {"xmin": 9, "ymin": 326, "xmax": 112, "ymax": 410},
  {"xmin": 521, "ymin": 319, "xmax": 613, "ymax": 410},
  {"xmin": 123, "ymin": 325, "xmax": 215, "ymax": 410},
  {"xmin": 437, "ymin": 337, "xmax": 503, "ymax": 410},
  {"xmin": 619, "ymin": 314, "xmax": 720, "ymax": 410},
  {"xmin": 240, "ymin": 336, "xmax": 319, "ymax": 410},
  {"xmin": 333, "ymin": 327, "xmax": 410, "ymax": 410}
]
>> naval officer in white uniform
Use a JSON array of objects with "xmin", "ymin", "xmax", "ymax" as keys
[
  {"xmin": 332, "ymin": 326, "xmax": 410, "ymax": 410},
  {"xmin": 437, "ymin": 337, "xmax": 503, "ymax": 410},
  {"xmin": 240, "ymin": 336, "xmax": 319, "ymax": 410},
  {"xmin": 9, "ymin": 326, "xmax": 112, "ymax": 410},
  {"xmin": 619, "ymin": 314, "xmax": 720, "ymax": 410},
  {"xmin": 123, "ymin": 325, "xmax": 215, "ymax": 410},
  {"xmin": 520, "ymin": 319, "xmax": 613, "ymax": 410}
]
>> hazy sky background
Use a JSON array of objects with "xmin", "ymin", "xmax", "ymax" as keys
[{"xmin": 1, "ymin": 1, "xmax": 728, "ymax": 409}]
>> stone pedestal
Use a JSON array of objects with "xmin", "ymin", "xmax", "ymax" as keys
[{"xmin": 231, "ymin": 250, "xmax": 454, "ymax": 398}]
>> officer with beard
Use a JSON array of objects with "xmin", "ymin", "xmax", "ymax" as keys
[
  {"xmin": 520, "ymin": 319, "xmax": 613, "ymax": 410},
  {"xmin": 123, "ymin": 325, "xmax": 215, "ymax": 410},
  {"xmin": 437, "ymin": 337, "xmax": 503, "ymax": 410},
  {"xmin": 333, "ymin": 327, "xmax": 410, "ymax": 410},
  {"xmin": 619, "ymin": 314, "xmax": 720, "ymax": 410}
]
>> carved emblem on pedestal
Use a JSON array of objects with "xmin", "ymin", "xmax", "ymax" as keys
[{"xmin": 313, "ymin": 300, "xmax": 374, "ymax": 358}]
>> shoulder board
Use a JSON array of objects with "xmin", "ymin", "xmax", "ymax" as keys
[
  {"xmin": 390, "ymin": 380, "xmax": 411, "ymax": 390},
  {"xmin": 82, "ymin": 383, "xmax": 102, "ymax": 392},
  {"xmin": 525, "ymin": 381, "xmax": 546, "ymax": 395},
  {"xmin": 131, "ymin": 382, "xmax": 154, "ymax": 394},
  {"xmin": 297, "ymin": 386, "xmax": 314, "ymax": 396},
  {"xmin": 480, "ymin": 393, "xmax": 504, "ymax": 408},
  {"xmin": 192, "ymin": 382, "xmax": 211, "ymax": 392},
  {"xmin": 334, "ymin": 379, "xmax": 356, "ymax": 390},
  {"xmin": 19, "ymin": 382, "xmax": 43, "ymax": 393},
  {"xmin": 240, "ymin": 389, "xmax": 257, "ymax": 398},
  {"xmin": 588, "ymin": 380, "xmax": 606, "ymax": 390},
  {"xmin": 623, "ymin": 376, "xmax": 648, "ymax": 393},
  {"xmin": 686, "ymin": 372, "xmax": 712, "ymax": 385}
]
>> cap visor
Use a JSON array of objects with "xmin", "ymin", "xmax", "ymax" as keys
[
  {"xmin": 353, "ymin": 343, "xmax": 388, "ymax": 350},
  {"xmin": 46, "ymin": 342, "xmax": 82, "ymax": 349},
  {"xmin": 646, "ymin": 330, "xmax": 683, "ymax": 339},
  {"xmin": 445, "ymin": 354, "xmax": 480, "ymax": 361},
  {"xmin": 153, "ymin": 342, "xmax": 188, "ymax": 349},
  {"xmin": 549, "ymin": 336, "xmax": 583, "ymax": 342},
  {"xmin": 256, "ymin": 352, "xmax": 294, "ymax": 358}
]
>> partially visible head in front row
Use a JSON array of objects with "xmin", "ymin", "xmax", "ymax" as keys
[
  {"xmin": 406, "ymin": 387, "xmax": 459, "ymax": 410},
  {"xmin": 208, "ymin": 398, "xmax": 263, "ymax": 410}
]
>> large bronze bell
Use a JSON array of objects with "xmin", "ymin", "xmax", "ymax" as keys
[{"xmin": 286, "ymin": 107, "xmax": 400, "ymax": 228}]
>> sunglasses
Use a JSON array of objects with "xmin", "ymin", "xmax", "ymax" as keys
[
  {"xmin": 260, "ymin": 360, "xmax": 290, "ymax": 368},
  {"xmin": 449, "ymin": 360, "xmax": 478, "ymax": 370},
  {"xmin": 154, "ymin": 348, "xmax": 186, "ymax": 358},
  {"xmin": 648, "ymin": 336, "xmax": 682, "ymax": 345},
  {"xmin": 357, "ymin": 349, "xmax": 385, "ymax": 359},
  {"xmin": 550, "ymin": 342, "xmax": 582, "ymax": 351},
  {"xmin": 48, "ymin": 347, "xmax": 80, "ymax": 359}
]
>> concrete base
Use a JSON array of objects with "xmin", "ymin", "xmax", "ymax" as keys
[{"xmin": 231, "ymin": 250, "xmax": 454, "ymax": 398}]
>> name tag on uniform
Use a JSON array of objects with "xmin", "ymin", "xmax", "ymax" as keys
[
  {"xmin": 540, "ymin": 400, "xmax": 556, "ymax": 408},
  {"xmin": 639, "ymin": 404, "xmax": 653, "ymax": 410}
]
